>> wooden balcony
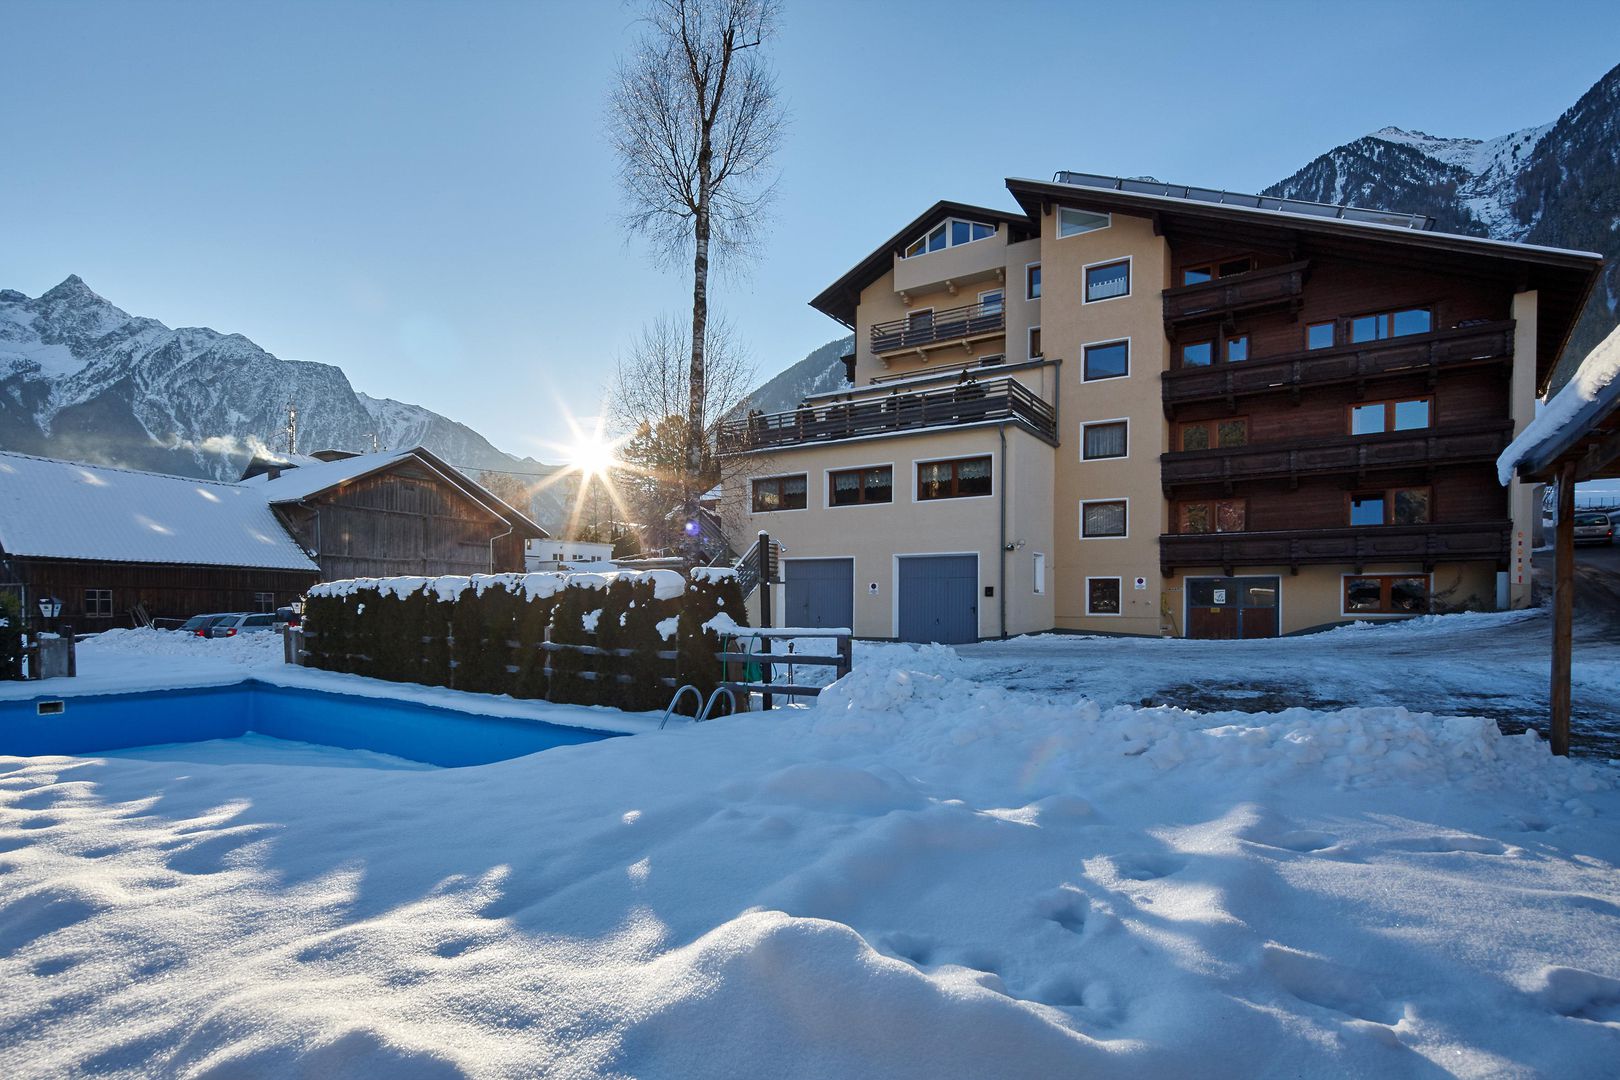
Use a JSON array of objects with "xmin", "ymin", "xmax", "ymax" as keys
[
  {"xmin": 1161, "ymin": 423, "xmax": 1513, "ymax": 491},
  {"xmin": 717, "ymin": 376, "xmax": 1057, "ymax": 454},
  {"xmin": 1162, "ymin": 321, "xmax": 1514, "ymax": 410},
  {"xmin": 1159, "ymin": 521, "xmax": 1511, "ymax": 574},
  {"xmin": 1162, "ymin": 260, "xmax": 1308, "ymax": 327},
  {"xmin": 870, "ymin": 299, "xmax": 1004, "ymax": 356}
]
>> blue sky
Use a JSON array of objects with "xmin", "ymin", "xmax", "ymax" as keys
[{"xmin": 4, "ymin": 0, "xmax": 1617, "ymax": 458}]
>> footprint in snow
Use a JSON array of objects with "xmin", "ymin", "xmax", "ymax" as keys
[
  {"xmin": 1034, "ymin": 886, "xmax": 1089, "ymax": 935},
  {"xmin": 879, "ymin": 931, "xmax": 935, "ymax": 967},
  {"xmin": 1106, "ymin": 852, "xmax": 1186, "ymax": 882},
  {"xmin": 1383, "ymin": 835, "xmax": 1513, "ymax": 856},
  {"xmin": 1238, "ymin": 826, "xmax": 1338, "ymax": 854},
  {"xmin": 1261, "ymin": 944, "xmax": 1403, "ymax": 1027},
  {"xmin": 1535, "ymin": 966, "xmax": 1620, "ymax": 1023}
]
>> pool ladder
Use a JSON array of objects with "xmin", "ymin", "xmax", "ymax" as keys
[{"xmin": 658, "ymin": 685, "xmax": 738, "ymax": 730}]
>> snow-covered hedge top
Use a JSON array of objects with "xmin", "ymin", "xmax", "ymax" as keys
[
  {"xmin": 308, "ymin": 568, "xmax": 695, "ymax": 602},
  {"xmin": 1498, "ymin": 323, "xmax": 1620, "ymax": 484},
  {"xmin": 691, "ymin": 565, "xmax": 737, "ymax": 582}
]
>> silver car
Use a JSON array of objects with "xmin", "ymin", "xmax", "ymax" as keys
[
  {"xmin": 1573, "ymin": 512, "xmax": 1615, "ymax": 546},
  {"xmin": 208, "ymin": 612, "xmax": 279, "ymax": 638}
]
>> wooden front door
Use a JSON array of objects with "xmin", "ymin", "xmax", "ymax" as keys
[{"xmin": 1185, "ymin": 577, "xmax": 1280, "ymax": 640}]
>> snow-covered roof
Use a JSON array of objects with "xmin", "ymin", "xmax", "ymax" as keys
[
  {"xmin": 0, "ymin": 452, "xmax": 319, "ymax": 572},
  {"xmin": 1498, "ymin": 324, "xmax": 1620, "ymax": 484},
  {"xmin": 241, "ymin": 449, "xmax": 416, "ymax": 502}
]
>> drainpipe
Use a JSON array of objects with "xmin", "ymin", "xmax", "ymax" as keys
[
  {"xmin": 998, "ymin": 424, "xmax": 1008, "ymax": 640},
  {"xmin": 488, "ymin": 522, "xmax": 516, "ymax": 574}
]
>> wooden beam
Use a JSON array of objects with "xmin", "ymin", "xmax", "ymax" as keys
[{"xmin": 1550, "ymin": 460, "xmax": 1576, "ymax": 756}]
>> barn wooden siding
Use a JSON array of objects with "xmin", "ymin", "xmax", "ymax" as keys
[{"xmin": 0, "ymin": 557, "xmax": 318, "ymax": 629}]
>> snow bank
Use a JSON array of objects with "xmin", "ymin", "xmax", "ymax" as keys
[
  {"xmin": 1499, "ymin": 322, "xmax": 1620, "ymax": 484},
  {"xmin": 79, "ymin": 626, "xmax": 285, "ymax": 667}
]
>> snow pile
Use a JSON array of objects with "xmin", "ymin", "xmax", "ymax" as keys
[
  {"xmin": 80, "ymin": 626, "xmax": 285, "ymax": 667},
  {"xmin": 1499, "ymin": 322, "xmax": 1620, "ymax": 483},
  {"xmin": 2, "ymin": 639, "xmax": 1618, "ymax": 1076}
]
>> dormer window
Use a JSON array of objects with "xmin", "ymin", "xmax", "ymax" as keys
[{"xmin": 903, "ymin": 218, "xmax": 996, "ymax": 257}]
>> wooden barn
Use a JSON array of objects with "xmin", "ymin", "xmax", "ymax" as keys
[
  {"xmin": 0, "ymin": 451, "xmax": 321, "ymax": 629},
  {"xmin": 243, "ymin": 447, "xmax": 547, "ymax": 580}
]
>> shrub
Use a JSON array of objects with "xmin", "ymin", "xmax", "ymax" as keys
[
  {"xmin": 674, "ymin": 567, "xmax": 749, "ymax": 716},
  {"xmin": 547, "ymin": 580, "xmax": 592, "ymax": 705},
  {"xmin": 0, "ymin": 592, "xmax": 24, "ymax": 681}
]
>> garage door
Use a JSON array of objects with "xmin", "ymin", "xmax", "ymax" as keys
[
  {"xmin": 784, "ymin": 558, "xmax": 854, "ymax": 630},
  {"xmin": 898, "ymin": 555, "xmax": 978, "ymax": 644}
]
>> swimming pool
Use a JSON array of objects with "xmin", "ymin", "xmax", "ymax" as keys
[{"xmin": 0, "ymin": 680, "xmax": 621, "ymax": 767}]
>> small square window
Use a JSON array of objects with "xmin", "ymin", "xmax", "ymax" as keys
[
  {"xmin": 1181, "ymin": 342, "xmax": 1213, "ymax": 367},
  {"xmin": 1307, "ymin": 322, "xmax": 1335, "ymax": 350},
  {"xmin": 1082, "ymin": 420, "xmax": 1128, "ymax": 460},
  {"xmin": 1393, "ymin": 399, "xmax": 1431, "ymax": 430},
  {"xmin": 1026, "ymin": 264, "xmax": 1041, "ymax": 300},
  {"xmin": 1349, "ymin": 495, "xmax": 1386, "ymax": 526},
  {"xmin": 1086, "ymin": 578, "xmax": 1122, "ymax": 615},
  {"xmin": 1085, "ymin": 260, "xmax": 1130, "ymax": 302},
  {"xmin": 1083, "ymin": 340, "xmax": 1129, "ymax": 381},
  {"xmin": 1081, "ymin": 500, "xmax": 1127, "ymax": 538},
  {"xmin": 1351, "ymin": 403, "xmax": 1386, "ymax": 435},
  {"xmin": 1226, "ymin": 335, "xmax": 1249, "ymax": 362},
  {"xmin": 83, "ymin": 589, "xmax": 113, "ymax": 618}
]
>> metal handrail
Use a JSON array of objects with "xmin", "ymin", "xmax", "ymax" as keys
[
  {"xmin": 870, "ymin": 298, "xmax": 1005, "ymax": 353},
  {"xmin": 659, "ymin": 684, "xmax": 705, "ymax": 730},
  {"xmin": 697, "ymin": 686, "xmax": 738, "ymax": 722}
]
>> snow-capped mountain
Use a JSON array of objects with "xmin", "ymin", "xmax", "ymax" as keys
[
  {"xmin": 743, "ymin": 335, "xmax": 855, "ymax": 415},
  {"xmin": 0, "ymin": 276, "xmax": 569, "ymax": 523},
  {"xmin": 1266, "ymin": 62, "xmax": 1620, "ymax": 381}
]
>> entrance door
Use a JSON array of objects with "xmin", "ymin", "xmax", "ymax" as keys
[
  {"xmin": 783, "ymin": 558, "xmax": 854, "ymax": 630},
  {"xmin": 897, "ymin": 555, "xmax": 978, "ymax": 644},
  {"xmin": 1185, "ymin": 577, "xmax": 1280, "ymax": 639}
]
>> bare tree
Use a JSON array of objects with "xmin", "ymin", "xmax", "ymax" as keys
[
  {"xmin": 608, "ymin": 314, "xmax": 759, "ymax": 553},
  {"xmin": 608, "ymin": 0, "xmax": 785, "ymax": 541}
]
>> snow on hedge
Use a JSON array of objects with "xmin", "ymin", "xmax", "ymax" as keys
[
  {"xmin": 1498, "ymin": 322, "xmax": 1620, "ymax": 484},
  {"xmin": 3, "ymin": 639, "xmax": 1617, "ymax": 1076}
]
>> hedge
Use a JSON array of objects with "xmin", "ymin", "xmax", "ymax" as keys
[{"xmin": 299, "ymin": 568, "xmax": 719, "ymax": 710}]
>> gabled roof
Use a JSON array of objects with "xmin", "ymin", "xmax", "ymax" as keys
[
  {"xmin": 809, "ymin": 200, "xmax": 1036, "ymax": 328},
  {"xmin": 245, "ymin": 446, "xmax": 549, "ymax": 539},
  {"xmin": 1005, "ymin": 174, "xmax": 1602, "ymax": 389},
  {"xmin": 0, "ymin": 452, "xmax": 319, "ymax": 572}
]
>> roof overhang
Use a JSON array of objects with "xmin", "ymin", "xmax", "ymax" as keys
[
  {"xmin": 1005, "ymin": 177, "xmax": 1603, "ymax": 391},
  {"xmin": 809, "ymin": 200, "xmax": 1036, "ymax": 328},
  {"xmin": 1511, "ymin": 378, "xmax": 1620, "ymax": 484}
]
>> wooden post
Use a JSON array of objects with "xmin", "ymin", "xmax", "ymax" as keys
[
  {"xmin": 1550, "ymin": 460, "xmax": 1576, "ymax": 756},
  {"xmin": 757, "ymin": 530, "xmax": 773, "ymax": 630},
  {"xmin": 836, "ymin": 632, "xmax": 852, "ymax": 680},
  {"xmin": 760, "ymin": 634, "xmax": 773, "ymax": 713}
]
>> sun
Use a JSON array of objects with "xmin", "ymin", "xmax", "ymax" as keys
[{"xmin": 565, "ymin": 431, "xmax": 619, "ymax": 480}]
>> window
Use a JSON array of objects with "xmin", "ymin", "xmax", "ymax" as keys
[
  {"xmin": 752, "ymin": 474, "xmax": 807, "ymax": 512},
  {"xmin": 917, "ymin": 456, "xmax": 992, "ymax": 501},
  {"xmin": 1177, "ymin": 499, "xmax": 1247, "ymax": 534},
  {"xmin": 83, "ymin": 589, "xmax": 113, "ymax": 618},
  {"xmin": 979, "ymin": 289, "xmax": 1004, "ymax": 315},
  {"xmin": 1058, "ymin": 208, "xmax": 1110, "ymax": 237},
  {"xmin": 1026, "ymin": 264, "xmax": 1041, "ymax": 300},
  {"xmin": 903, "ymin": 218, "xmax": 994, "ymax": 257},
  {"xmin": 1180, "ymin": 257, "xmax": 1252, "ymax": 285},
  {"xmin": 254, "ymin": 591, "xmax": 275, "ymax": 613},
  {"xmin": 829, "ymin": 465, "xmax": 892, "ymax": 507},
  {"xmin": 1081, "ymin": 499, "xmax": 1127, "ymax": 538},
  {"xmin": 1033, "ymin": 552, "xmax": 1046, "ymax": 595},
  {"xmin": 1082, "ymin": 420, "xmax": 1128, "ymax": 460},
  {"xmin": 1307, "ymin": 322, "xmax": 1335, "ymax": 350},
  {"xmin": 1226, "ymin": 335, "xmax": 1249, "ymax": 362},
  {"xmin": 1181, "ymin": 341, "xmax": 1213, "ymax": 367},
  {"xmin": 979, "ymin": 354, "xmax": 1005, "ymax": 367},
  {"xmin": 1086, "ymin": 577, "xmax": 1122, "ymax": 615},
  {"xmin": 1178, "ymin": 417, "xmax": 1247, "ymax": 451},
  {"xmin": 1083, "ymin": 340, "xmax": 1129, "ymax": 381},
  {"xmin": 1084, "ymin": 259, "xmax": 1130, "ymax": 302},
  {"xmin": 1028, "ymin": 327, "xmax": 1042, "ymax": 359},
  {"xmin": 1344, "ymin": 574, "xmax": 1431, "ymax": 615},
  {"xmin": 1348, "ymin": 307, "xmax": 1432, "ymax": 343},
  {"xmin": 1350, "ymin": 487, "xmax": 1430, "ymax": 527},
  {"xmin": 1349, "ymin": 397, "xmax": 1432, "ymax": 435},
  {"xmin": 906, "ymin": 308, "xmax": 933, "ymax": 335}
]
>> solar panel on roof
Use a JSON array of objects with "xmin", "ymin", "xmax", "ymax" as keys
[{"xmin": 1052, "ymin": 170, "xmax": 1435, "ymax": 231}]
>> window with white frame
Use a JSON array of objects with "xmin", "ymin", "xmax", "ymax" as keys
[
  {"xmin": 83, "ymin": 589, "xmax": 113, "ymax": 617},
  {"xmin": 752, "ymin": 474, "xmax": 808, "ymax": 512},
  {"xmin": 1083, "ymin": 339, "xmax": 1128, "ymax": 381},
  {"xmin": 903, "ymin": 218, "xmax": 996, "ymax": 257},
  {"xmin": 1058, "ymin": 208, "xmax": 1110, "ymax": 238},
  {"xmin": 979, "ymin": 289, "xmax": 1004, "ymax": 315},
  {"xmin": 1026, "ymin": 263, "xmax": 1041, "ymax": 299},
  {"xmin": 1085, "ymin": 259, "xmax": 1130, "ymax": 302},
  {"xmin": 1081, "ymin": 420, "xmax": 1128, "ymax": 460},
  {"xmin": 1081, "ymin": 499, "xmax": 1127, "ymax": 538},
  {"xmin": 1033, "ymin": 552, "xmax": 1046, "ymax": 595}
]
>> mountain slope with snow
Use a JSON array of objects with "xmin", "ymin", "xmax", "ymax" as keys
[{"xmin": 0, "ymin": 277, "xmax": 560, "ymax": 515}]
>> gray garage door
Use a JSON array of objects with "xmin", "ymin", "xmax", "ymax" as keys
[
  {"xmin": 897, "ymin": 555, "xmax": 978, "ymax": 644},
  {"xmin": 784, "ymin": 558, "xmax": 854, "ymax": 630}
]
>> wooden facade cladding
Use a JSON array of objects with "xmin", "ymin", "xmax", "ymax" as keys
[
  {"xmin": 1162, "ymin": 260, "xmax": 1308, "ymax": 328},
  {"xmin": 717, "ymin": 376, "xmax": 1058, "ymax": 453},
  {"xmin": 1161, "ymin": 322, "xmax": 1514, "ymax": 410},
  {"xmin": 1158, "ymin": 521, "xmax": 1511, "ymax": 575},
  {"xmin": 276, "ymin": 465, "xmax": 528, "ymax": 580},
  {"xmin": 0, "ymin": 557, "xmax": 317, "ymax": 629},
  {"xmin": 1161, "ymin": 422, "xmax": 1513, "ymax": 491}
]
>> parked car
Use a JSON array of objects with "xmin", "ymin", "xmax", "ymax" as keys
[
  {"xmin": 209, "ymin": 612, "xmax": 278, "ymax": 638},
  {"xmin": 1573, "ymin": 511, "xmax": 1615, "ymax": 546},
  {"xmin": 177, "ymin": 613, "xmax": 234, "ymax": 637},
  {"xmin": 272, "ymin": 605, "xmax": 302, "ymax": 630}
]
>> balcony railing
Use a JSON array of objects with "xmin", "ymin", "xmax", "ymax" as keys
[
  {"xmin": 717, "ymin": 377, "xmax": 1056, "ymax": 454},
  {"xmin": 1162, "ymin": 321, "xmax": 1514, "ymax": 408},
  {"xmin": 1161, "ymin": 423, "xmax": 1513, "ymax": 489},
  {"xmin": 1159, "ymin": 521, "xmax": 1511, "ymax": 573},
  {"xmin": 870, "ymin": 299, "xmax": 1005, "ymax": 355},
  {"xmin": 1162, "ymin": 261, "xmax": 1308, "ymax": 326}
]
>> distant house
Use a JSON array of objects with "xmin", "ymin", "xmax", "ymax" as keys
[
  {"xmin": 242, "ymin": 447, "xmax": 547, "ymax": 580},
  {"xmin": 0, "ymin": 451, "xmax": 320, "ymax": 628},
  {"xmin": 524, "ymin": 538, "xmax": 615, "ymax": 571}
]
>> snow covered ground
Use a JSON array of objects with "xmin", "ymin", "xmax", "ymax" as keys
[{"xmin": 2, "ymin": 626, "xmax": 1618, "ymax": 1077}]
